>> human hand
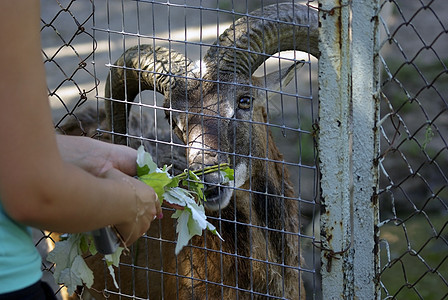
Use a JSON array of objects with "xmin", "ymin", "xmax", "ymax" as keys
[
  {"xmin": 102, "ymin": 169, "xmax": 162, "ymax": 246},
  {"xmin": 56, "ymin": 135, "xmax": 138, "ymax": 177}
]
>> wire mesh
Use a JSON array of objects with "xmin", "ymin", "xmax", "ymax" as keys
[
  {"xmin": 39, "ymin": 0, "xmax": 319, "ymax": 299},
  {"xmin": 37, "ymin": 0, "xmax": 448, "ymax": 299},
  {"xmin": 378, "ymin": 0, "xmax": 448, "ymax": 299},
  {"xmin": 41, "ymin": 0, "xmax": 98, "ymax": 134},
  {"xmin": 38, "ymin": 1, "xmax": 98, "ymax": 298}
]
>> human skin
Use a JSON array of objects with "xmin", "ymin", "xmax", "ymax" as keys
[{"xmin": 0, "ymin": 0, "xmax": 161, "ymax": 246}]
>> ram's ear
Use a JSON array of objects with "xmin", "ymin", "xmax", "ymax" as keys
[{"xmin": 263, "ymin": 61, "xmax": 305, "ymax": 99}]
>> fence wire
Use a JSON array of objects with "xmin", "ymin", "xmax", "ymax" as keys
[
  {"xmin": 41, "ymin": 0, "xmax": 98, "ymax": 134},
  {"xmin": 39, "ymin": 0, "xmax": 319, "ymax": 299},
  {"xmin": 38, "ymin": 0, "xmax": 98, "ymax": 298},
  {"xmin": 37, "ymin": 1, "xmax": 448, "ymax": 299},
  {"xmin": 378, "ymin": 0, "xmax": 448, "ymax": 299}
]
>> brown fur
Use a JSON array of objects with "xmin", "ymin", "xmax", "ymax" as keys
[
  {"xmin": 58, "ymin": 3, "xmax": 315, "ymax": 297},
  {"xmin": 58, "ymin": 103, "xmax": 305, "ymax": 299}
]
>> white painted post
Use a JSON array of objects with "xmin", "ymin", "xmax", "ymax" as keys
[{"xmin": 318, "ymin": 0, "xmax": 380, "ymax": 299}]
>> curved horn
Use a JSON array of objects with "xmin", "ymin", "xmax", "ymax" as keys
[
  {"xmin": 105, "ymin": 45, "xmax": 195, "ymax": 144},
  {"xmin": 203, "ymin": 3, "xmax": 319, "ymax": 79}
]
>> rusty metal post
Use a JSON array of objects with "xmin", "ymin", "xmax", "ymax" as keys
[{"xmin": 318, "ymin": 0, "xmax": 380, "ymax": 298}]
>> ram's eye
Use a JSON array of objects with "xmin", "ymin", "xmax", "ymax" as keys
[{"xmin": 238, "ymin": 96, "xmax": 252, "ymax": 110}]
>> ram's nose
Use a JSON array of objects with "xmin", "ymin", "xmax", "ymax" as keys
[{"xmin": 188, "ymin": 147, "xmax": 219, "ymax": 168}]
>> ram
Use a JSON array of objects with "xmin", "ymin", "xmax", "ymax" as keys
[{"xmin": 62, "ymin": 3, "xmax": 319, "ymax": 299}]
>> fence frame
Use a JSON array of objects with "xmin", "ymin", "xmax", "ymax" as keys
[{"xmin": 318, "ymin": 0, "xmax": 381, "ymax": 298}]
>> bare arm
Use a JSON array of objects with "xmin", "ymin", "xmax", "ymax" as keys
[
  {"xmin": 56, "ymin": 135, "xmax": 184, "ymax": 211},
  {"xmin": 56, "ymin": 135, "xmax": 138, "ymax": 177},
  {"xmin": 0, "ymin": 1, "xmax": 159, "ymax": 246}
]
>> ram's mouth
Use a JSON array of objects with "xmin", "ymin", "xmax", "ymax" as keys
[
  {"xmin": 194, "ymin": 170, "xmax": 234, "ymax": 211},
  {"xmin": 203, "ymin": 184, "xmax": 233, "ymax": 211}
]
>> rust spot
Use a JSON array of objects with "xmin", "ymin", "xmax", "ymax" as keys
[
  {"xmin": 373, "ymin": 225, "xmax": 380, "ymax": 262},
  {"xmin": 336, "ymin": 5, "xmax": 342, "ymax": 51},
  {"xmin": 371, "ymin": 193, "xmax": 378, "ymax": 206},
  {"xmin": 321, "ymin": 202, "xmax": 327, "ymax": 215}
]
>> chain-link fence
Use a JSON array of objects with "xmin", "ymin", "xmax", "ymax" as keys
[
  {"xmin": 41, "ymin": 0, "xmax": 97, "ymax": 132},
  {"xmin": 36, "ymin": 0, "xmax": 447, "ymax": 299},
  {"xmin": 378, "ymin": 0, "xmax": 447, "ymax": 299},
  {"xmin": 39, "ymin": 0, "xmax": 319, "ymax": 299},
  {"xmin": 39, "ymin": 1, "xmax": 97, "ymax": 297}
]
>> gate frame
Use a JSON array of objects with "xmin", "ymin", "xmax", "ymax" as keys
[{"xmin": 317, "ymin": 0, "xmax": 381, "ymax": 298}]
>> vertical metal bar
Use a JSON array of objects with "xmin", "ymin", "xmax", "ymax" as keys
[
  {"xmin": 318, "ymin": 0, "xmax": 352, "ymax": 297},
  {"xmin": 351, "ymin": 0, "xmax": 381, "ymax": 298},
  {"xmin": 318, "ymin": 0, "xmax": 380, "ymax": 298}
]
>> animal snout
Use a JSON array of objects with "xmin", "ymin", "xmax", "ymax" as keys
[
  {"xmin": 188, "ymin": 145, "xmax": 220, "ymax": 167},
  {"xmin": 201, "ymin": 170, "xmax": 233, "ymax": 211},
  {"xmin": 187, "ymin": 149, "xmax": 234, "ymax": 211},
  {"xmin": 203, "ymin": 170, "xmax": 226, "ymax": 185}
]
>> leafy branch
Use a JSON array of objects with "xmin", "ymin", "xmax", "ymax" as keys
[
  {"xmin": 47, "ymin": 146, "xmax": 234, "ymax": 295},
  {"xmin": 136, "ymin": 146, "xmax": 233, "ymax": 254}
]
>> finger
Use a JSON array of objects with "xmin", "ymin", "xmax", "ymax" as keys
[{"xmin": 113, "ymin": 144, "xmax": 138, "ymax": 176}]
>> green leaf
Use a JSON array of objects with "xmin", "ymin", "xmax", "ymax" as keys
[
  {"xmin": 47, "ymin": 234, "xmax": 81, "ymax": 280},
  {"xmin": 206, "ymin": 221, "xmax": 224, "ymax": 241},
  {"xmin": 222, "ymin": 167, "xmax": 234, "ymax": 181},
  {"xmin": 165, "ymin": 176, "xmax": 180, "ymax": 189},
  {"xmin": 170, "ymin": 200, "xmax": 223, "ymax": 255},
  {"xmin": 138, "ymin": 165, "xmax": 150, "ymax": 177},
  {"xmin": 163, "ymin": 187, "xmax": 193, "ymax": 207},
  {"xmin": 59, "ymin": 268, "xmax": 83, "ymax": 295},
  {"xmin": 173, "ymin": 209, "xmax": 192, "ymax": 255},
  {"xmin": 79, "ymin": 235, "xmax": 89, "ymax": 253},
  {"xmin": 79, "ymin": 234, "xmax": 97, "ymax": 256},
  {"xmin": 136, "ymin": 145, "xmax": 157, "ymax": 176},
  {"xmin": 88, "ymin": 237, "xmax": 98, "ymax": 256},
  {"xmin": 185, "ymin": 200, "xmax": 207, "ymax": 230},
  {"xmin": 187, "ymin": 211, "xmax": 204, "ymax": 237},
  {"xmin": 136, "ymin": 148, "xmax": 228, "ymax": 254},
  {"xmin": 182, "ymin": 170, "xmax": 204, "ymax": 201},
  {"xmin": 59, "ymin": 255, "xmax": 94, "ymax": 295},
  {"xmin": 105, "ymin": 247, "xmax": 123, "ymax": 267},
  {"xmin": 139, "ymin": 172, "xmax": 174, "ymax": 200},
  {"xmin": 48, "ymin": 232, "xmax": 124, "ymax": 296}
]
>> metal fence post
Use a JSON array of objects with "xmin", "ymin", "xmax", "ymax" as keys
[{"xmin": 318, "ymin": 0, "xmax": 380, "ymax": 298}]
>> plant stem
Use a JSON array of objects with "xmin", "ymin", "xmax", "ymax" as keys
[{"xmin": 174, "ymin": 163, "xmax": 230, "ymax": 181}]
